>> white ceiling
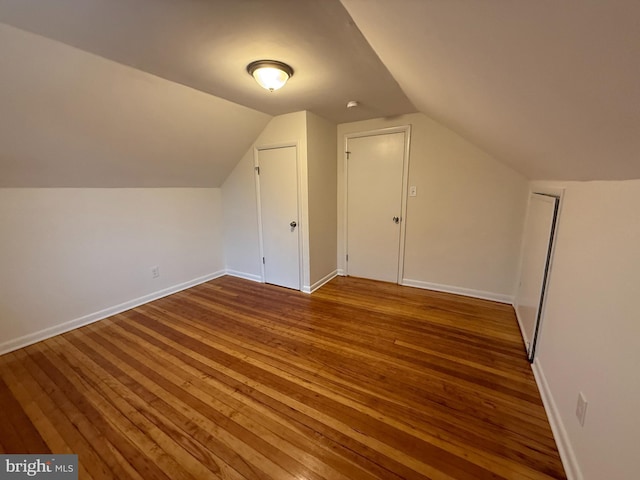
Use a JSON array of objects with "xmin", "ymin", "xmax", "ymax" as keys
[
  {"xmin": 0, "ymin": 0, "xmax": 414, "ymax": 124},
  {"xmin": 1, "ymin": 0, "xmax": 639, "ymax": 186},
  {"xmin": 341, "ymin": 0, "xmax": 640, "ymax": 180}
]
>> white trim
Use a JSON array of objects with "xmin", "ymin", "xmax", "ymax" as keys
[
  {"xmin": 531, "ymin": 360, "xmax": 583, "ymax": 480},
  {"xmin": 0, "ymin": 270, "xmax": 226, "ymax": 356},
  {"xmin": 224, "ymin": 270, "xmax": 263, "ymax": 283},
  {"xmin": 513, "ymin": 184, "xmax": 566, "ymax": 299},
  {"xmin": 337, "ymin": 269, "xmax": 346, "ymax": 276},
  {"xmin": 513, "ymin": 185, "xmax": 566, "ymax": 360},
  {"xmin": 344, "ymin": 125, "xmax": 411, "ymax": 140},
  {"xmin": 343, "ymin": 125, "xmax": 411, "ymax": 284},
  {"xmin": 401, "ymin": 278, "xmax": 513, "ymax": 304},
  {"xmin": 528, "ymin": 186, "xmax": 565, "ymax": 360},
  {"xmin": 254, "ymin": 147, "xmax": 267, "ymax": 283},
  {"xmin": 302, "ymin": 270, "xmax": 338, "ymax": 294},
  {"xmin": 513, "ymin": 303, "xmax": 531, "ymax": 352},
  {"xmin": 513, "ymin": 190, "xmax": 560, "ymax": 361},
  {"xmin": 397, "ymin": 126, "xmax": 412, "ymax": 283},
  {"xmin": 291, "ymin": 142, "xmax": 307, "ymax": 290}
]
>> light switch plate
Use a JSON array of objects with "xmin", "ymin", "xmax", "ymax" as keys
[{"xmin": 409, "ymin": 186, "xmax": 417, "ymax": 197}]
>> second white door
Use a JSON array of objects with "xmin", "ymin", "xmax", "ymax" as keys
[
  {"xmin": 346, "ymin": 131, "xmax": 406, "ymax": 283},
  {"xmin": 257, "ymin": 145, "xmax": 300, "ymax": 290}
]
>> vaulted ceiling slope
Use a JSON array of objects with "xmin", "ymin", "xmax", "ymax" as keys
[
  {"xmin": 0, "ymin": 0, "xmax": 415, "ymax": 187},
  {"xmin": 0, "ymin": 23, "xmax": 271, "ymax": 187},
  {"xmin": 4, "ymin": 1, "xmax": 637, "ymax": 186},
  {"xmin": 0, "ymin": 0, "xmax": 414, "ymax": 124},
  {"xmin": 341, "ymin": 0, "xmax": 640, "ymax": 181}
]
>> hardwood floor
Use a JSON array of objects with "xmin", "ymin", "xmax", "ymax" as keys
[{"xmin": 0, "ymin": 276, "xmax": 566, "ymax": 479}]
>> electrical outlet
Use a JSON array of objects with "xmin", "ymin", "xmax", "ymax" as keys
[
  {"xmin": 576, "ymin": 392, "xmax": 588, "ymax": 426},
  {"xmin": 151, "ymin": 266, "xmax": 160, "ymax": 279}
]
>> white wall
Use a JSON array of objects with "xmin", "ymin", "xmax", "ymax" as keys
[
  {"xmin": 530, "ymin": 180, "xmax": 640, "ymax": 480},
  {"xmin": 0, "ymin": 23, "xmax": 270, "ymax": 188},
  {"xmin": 0, "ymin": 188, "xmax": 224, "ymax": 354},
  {"xmin": 222, "ymin": 112, "xmax": 309, "ymax": 284},
  {"xmin": 306, "ymin": 112, "xmax": 338, "ymax": 288},
  {"xmin": 338, "ymin": 113, "xmax": 529, "ymax": 302}
]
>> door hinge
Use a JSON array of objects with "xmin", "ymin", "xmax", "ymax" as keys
[
  {"xmin": 262, "ymin": 257, "xmax": 265, "ymax": 264},
  {"xmin": 255, "ymin": 166, "xmax": 260, "ymax": 175},
  {"xmin": 346, "ymin": 254, "xmax": 349, "ymax": 262},
  {"xmin": 345, "ymin": 151, "xmax": 351, "ymax": 160}
]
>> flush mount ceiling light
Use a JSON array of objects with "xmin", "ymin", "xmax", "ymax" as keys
[{"xmin": 247, "ymin": 60, "xmax": 294, "ymax": 92}]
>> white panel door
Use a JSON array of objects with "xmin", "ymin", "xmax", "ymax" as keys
[
  {"xmin": 258, "ymin": 146, "xmax": 300, "ymax": 290},
  {"xmin": 515, "ymin": 193, "xmax": 559, "ymax": 360},
  {"xmin": 347, "ymin": 132, "xmax": 405, "ymax": 282}
]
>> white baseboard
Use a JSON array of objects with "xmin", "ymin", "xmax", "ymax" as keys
[
  {"xmin": 513, "ymin": 304, "xmax": 532, "ymax": 352},
  {"xmin": 401, "ymin": 278, "xmax": 513, "ymax": 304},
  {"xmin": 531, "ymin": 360, "xmax": 583, "ymax": 480},
  {"xmin": 0, "ymin": 270, "xmax": 226, "ymax": 356},
  {"xmin": 302, "ymin": 270, "xmax": 338, "ymax": 294},
  {"xmin": 337, "ymin": 269, "xmax": 346, "ymax": 276},
  {"xmin": 224, "ymin": 270, "xmax": 263, "ymax": 283}
]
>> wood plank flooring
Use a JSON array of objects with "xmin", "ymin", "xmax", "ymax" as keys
[{"xmin": 0, "ymin": 276, "xmax": 566, "ymax": 479}]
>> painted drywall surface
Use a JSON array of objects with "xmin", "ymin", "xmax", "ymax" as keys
[
  {"xmin": 337, "ymin": 113, "xmax": 528, "ymax": 299},
  {"xmin": 341, "ymin": 1, "xmax": 640, "ymax": 181},
  {"xmin": 0, "ymin": 23, "xmax": 270, "ymax": 187},
  {"xmin": 532, "ymin": 180, "xmax": 640, "ymax": 480},
  {"xmin": 0, "ymin": 188, "xmax": 223, "ymax": 347},
  {"xmin": 222, "ymin": 112, "xmax": 309, "ymax": 284},
  {"xmin": 221, "ymin": 147, "xmax": 262, "ymax": 280},
  {"xmin": 306, "ymin": 112, "xmax": 338, "ymax": 286}
]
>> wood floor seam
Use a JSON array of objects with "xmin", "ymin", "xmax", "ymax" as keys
[{"xmin": 0, "ymin": 276, "xmax": 567, "ymax": 479}]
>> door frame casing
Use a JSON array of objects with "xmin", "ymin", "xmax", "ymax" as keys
[
  {"xmin": 343, "ymin": 125, "xmax": 412, "ymax": 284},
  {"xmin": 254, "ymin": 142, "xmax": 303, "ymax": 291},
  {"xmin": 514, "ymin": 185, "xmax": 565, "ymax": 362}
]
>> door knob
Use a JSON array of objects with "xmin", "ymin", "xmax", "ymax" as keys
[
  {"xmin": 290, "ymin": 221, "xmax": 297, "ymax": 228},
  {"xmin": 392, "ymin": 216, "xmax": 400, "ymax": 224}
]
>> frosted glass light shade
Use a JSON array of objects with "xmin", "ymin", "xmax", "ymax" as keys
[{"xmin": 247, "ymin": 60, "xmax": 294, "ymax": 92}]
